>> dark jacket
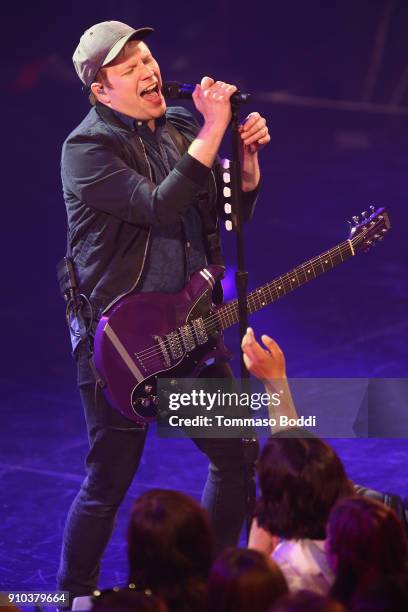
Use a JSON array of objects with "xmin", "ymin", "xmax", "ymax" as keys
[{"xmin": 61, "ymin": 103, "xmax": 257, "ymax": 316}]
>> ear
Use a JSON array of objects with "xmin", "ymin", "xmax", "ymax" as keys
[{"xmin": 90, "ymin": 81, "xmax": 111, "ymax": 104}]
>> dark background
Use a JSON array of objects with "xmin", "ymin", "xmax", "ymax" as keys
[{"xmin": 1, "ymin": 0, "xmax": 407, "ymax": 596}]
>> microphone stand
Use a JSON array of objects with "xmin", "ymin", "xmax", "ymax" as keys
[
  {"xmin": 230, "ymin": 101, "xmax": 249, "ymax": 379},
  {"xmin": 162, "ymin": 82, "xmax": 258, "ymax": 541},
  {"xmin": 229, "ymin": 99, "xmax": 257, "ymax": 541}
]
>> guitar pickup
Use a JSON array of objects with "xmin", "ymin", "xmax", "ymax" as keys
[
  {"xmin": 166, "ymin": 330, "xmax": 184, "ymax": 361},
  {"xmin": 192, "ymin": 318, "xmax": 208, "ymax": 345},
  {"xmin": 179, "ymin": 324, "xmax": 196, "ymax": 352}
]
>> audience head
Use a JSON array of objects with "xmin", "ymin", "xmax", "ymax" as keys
[
  {"xmin": 90, "ymin": 587, "xmax": 167, "ymax": 611},
  {"xmin": 127, "ymin": 488, "xmax": 213, "ymax": 611},
  {"xmin": 327, "ymin": 496, "xmax": 408, "ymax": 606},
  {"xmin": 257, "ymin": 437, "xmax": 353, "ymax": 540},
  {"xmin": 269, "ymin": 589, "xmax": 346, "ymax": 611},
  {"xmin": 350, "ymin": 574, "xmax": 408, "ymax": 611},
  {"xmin": 207, "ymin": 547, "xmax": 288, "ymax": 612}
]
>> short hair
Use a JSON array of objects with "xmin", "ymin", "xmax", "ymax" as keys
[
  {"xmin": 328, "ymin": 496, "xmax": 408, "ymax": 606},
  {"xmin": 127, "ymin": 489, "xmax": 213, "ymax": 612},
  {"xmin": 256, "ymin": 438, "xmax": 353, "ymax": 540},
  {"xmin": 88, "ymin": 67, "xmax": 112, "ymax": 106},
  {"xmin": 207, "ymin": 547, "xmax": 288, "ymax": 612}
]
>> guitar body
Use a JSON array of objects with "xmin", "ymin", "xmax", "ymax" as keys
[{"xmin": 94, "ymin": 265, "xmax": 230, "ymax": 424}]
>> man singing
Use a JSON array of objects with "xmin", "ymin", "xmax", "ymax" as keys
[{"xmin": 58, "ymin": 20, "xmax": 270, "ymax": 600}]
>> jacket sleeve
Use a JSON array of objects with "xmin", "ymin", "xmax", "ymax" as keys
[
  {"xmin": 168, "ymin": 106, "xmax": 261, "ymax": 222},
  {"xmin": 61, "ymin": 133, "xmax": 211, "ymax": 228}
]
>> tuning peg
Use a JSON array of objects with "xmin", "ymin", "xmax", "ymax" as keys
[
  {"xmin": 352, "ymin": 215, "xmax": 360, "ymax": 224},
  {"xmin": 361, "ymin": 211, "xmax": 368, "ymax": 220},
  {"xmin": 370, "ymin": 205, "xmax": 375, "ymax": 213}
]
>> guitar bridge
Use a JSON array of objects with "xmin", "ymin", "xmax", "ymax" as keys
[{"xmin": 153, "ymin": 335, "xmax": 171, "ymax": 367}]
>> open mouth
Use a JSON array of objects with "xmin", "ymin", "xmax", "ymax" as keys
[{"xmin": 140, "ymin": 84, "xmax": 160, "ymax": 97}]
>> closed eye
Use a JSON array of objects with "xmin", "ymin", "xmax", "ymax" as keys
[{"xmin": 122, "ymin": 64, "xmax": 138, "ymax": 76}]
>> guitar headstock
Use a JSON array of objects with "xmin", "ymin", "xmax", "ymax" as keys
[{"xmin": 348, "ymin": 206, "xmax": 391, "ymax": 253}]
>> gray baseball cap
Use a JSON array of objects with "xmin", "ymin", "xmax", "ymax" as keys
[{"xmin": 73, "ymin": 20, "xmax": 154, "ymax": 87}]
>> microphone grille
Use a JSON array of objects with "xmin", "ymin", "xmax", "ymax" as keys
[{"xmin": 162, "ymin": 81, "xmax": 180, "ymax": 99}]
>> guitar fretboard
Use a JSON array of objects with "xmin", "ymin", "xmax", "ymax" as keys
[{"xmin": 207, "ymin": 239, "xmax": 354, "ymax": 334}]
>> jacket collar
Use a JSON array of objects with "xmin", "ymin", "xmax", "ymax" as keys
[{"xmin": 96, "ymin": 102, "xmax": 166, "ymax": 135}]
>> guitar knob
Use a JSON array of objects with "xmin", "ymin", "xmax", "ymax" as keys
[
  {"xmin": 381, "ymin": 229, "xmax": 387, "ymax": 234},
  {"xmin": 141, "ymin": 397, "xmax": 151, "ymax": 408},
  {"xmin": 144, "ymin": 384, "xmax": 153, "ymax": 393},
  {"xmin": 152, "ymin": 396, "xmax": 160, "ymax": 406}
]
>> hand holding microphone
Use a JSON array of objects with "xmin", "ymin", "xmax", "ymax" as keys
[
  {"xmin": 163, "ymin": 79, "xmax": 251, "ymax": 104},
  {"xmin": 184, "ymin": 77, "xmax": 239, "ymax": 168},
  {"xmin": 175, "ymin": 76, "xmax": 269, "ymax": 172},
  {"xmin": 164, "ymin": 77, "xmax": 269, "ymax": 154},
  {"xmin": 191, "ymin": 77, "xmax": 238, "ymax": 132}
]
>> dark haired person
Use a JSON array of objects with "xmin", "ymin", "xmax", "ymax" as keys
[
  {"xmin": 127, "ymin": 489, "xmax": 213, "ymax": 612},
  {"xmin": 207, "ymin": 547, "xmax": 288, "ymax": 612},
  {"xmin": 58, "ymin": 20, "xmax": 270, "ymax": 599},
  {"xmin": 254, "ymin": 435, "xmax": 353, "ymax": 594},
  {"xmin": 350, "ymin": 575, "xmax": 408, "ymax": 612},
  {"xmin": 326, "ymin": 496, "xmax": 408, "ymax": 608},
  {"xmin": 241, "ymin": 328, "xmax": 353, "ymax": 594}
]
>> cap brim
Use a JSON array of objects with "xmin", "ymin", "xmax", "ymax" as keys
[{"xmin": 102, "ymin": 27, "xmax": 154, "ymax": 67}]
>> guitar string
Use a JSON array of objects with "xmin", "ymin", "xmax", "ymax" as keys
[
  {"xmin": 131, "ymin": 226, "xmax": 380, "ymax": 364},
  {"xmin": 135, "ymin": 246, "xmax": 343, "ymax": 360},
  {"xmin": 132, "ymin": 239, "xmax": 358, "ymax": 363},
  {"xmin": 134, "ymin": 240, "xmax": 361, "ymax": 365},
  {"xmin": 133, "ymin": 234, "xmax": 369, "ymax": 364}
]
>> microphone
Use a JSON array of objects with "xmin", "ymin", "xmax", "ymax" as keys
[{"xmin": 162, "ymin": 81, "xmax": 251, "ymax": 104}]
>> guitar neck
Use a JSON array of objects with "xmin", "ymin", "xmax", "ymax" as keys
[{"xmin": 213, "ymin": 239, "xmax": 354, "ymax": 332}]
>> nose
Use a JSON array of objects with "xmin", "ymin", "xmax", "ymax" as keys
[{"xmin": 140, "ymin": 63, "xmax": 155, "ymax": 80}]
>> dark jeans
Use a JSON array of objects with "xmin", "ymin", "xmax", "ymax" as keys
[{"xmin": 57, "ymin": 348, "xmax": 259, "ymax": 599}]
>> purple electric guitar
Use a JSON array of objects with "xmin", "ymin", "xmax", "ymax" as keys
[{"xmin": 94, "ymin": 207, "xmax": 390, "ymax": 424}]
